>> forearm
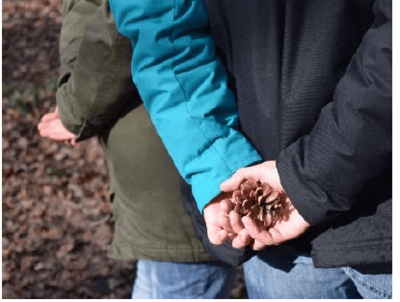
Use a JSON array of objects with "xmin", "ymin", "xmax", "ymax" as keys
[
  {"xmin": 277, "ymin": 0, "xmax": 392, "ymax": 225},
  {"xmin": 109, "ymin": 0, "xmax": 262, "ymax": 211}
]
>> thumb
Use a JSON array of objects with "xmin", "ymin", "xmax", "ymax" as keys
[{"xmin": 220, "ymin": 168, "xmax": 249, "ymax": 192}]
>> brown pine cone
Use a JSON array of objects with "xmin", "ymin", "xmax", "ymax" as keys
[{"xmin": 230, "ymin": 178, "xmax": 285, "ymax": 227}]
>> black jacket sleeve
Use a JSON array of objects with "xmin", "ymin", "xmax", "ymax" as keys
[{"xmin": 277, "ymin": 0, "xmax": 392, "ymax": 225}]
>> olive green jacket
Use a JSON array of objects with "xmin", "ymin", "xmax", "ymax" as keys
[{"xmin": 57, "ymin": 0, "xmax": 212, "ymax": 262}]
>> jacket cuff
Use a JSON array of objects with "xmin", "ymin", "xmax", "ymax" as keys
[
  {"xmin": 56, "ymin": 86, "xmax": 82, "ymax": 135},
  {"xmin": 276, "ymin": 141, "xmax": 352, "ymax": 226}
]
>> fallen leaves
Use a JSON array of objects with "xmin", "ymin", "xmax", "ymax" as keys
[
  {"xmin": 2, "ymin": 99, "xmax": 137, "ymax": 298},
  {"xmin": 2, "ymin": 1, "xmax": 135, "ymax": 298},
  {"xmin": 2, "ymin": 0, "xmax": 61, "ymax": 86}
]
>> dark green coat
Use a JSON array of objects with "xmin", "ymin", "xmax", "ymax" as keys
[{"xmin": 57, "ymin": 0, "xmax": 212, "ymax": 262}]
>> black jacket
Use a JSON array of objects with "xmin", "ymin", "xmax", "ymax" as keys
[{"xmin": 201, "ymin": 0, "xmax": 392, "ymax": 268}]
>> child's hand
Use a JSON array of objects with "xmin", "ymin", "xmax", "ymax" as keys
[
  {"xmin": 38, "ymin": 107, "xmax": 77, "ymax": 145},
  {"xmin": 203, "ymin": 192, "xmax": 235, "ymax": 245}
]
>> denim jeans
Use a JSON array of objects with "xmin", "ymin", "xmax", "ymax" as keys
[
  {"xmin": 243, "ymin": 246, "xmax": 392, "ymax": 299},
  {"xmin": 131, "ymin": 260, "xmax": 237, "ymax": 299}
]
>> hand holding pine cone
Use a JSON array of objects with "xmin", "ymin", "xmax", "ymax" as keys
[{"xmin": 230, "ymin": 177, "xmax": 286, "ymax": 227}]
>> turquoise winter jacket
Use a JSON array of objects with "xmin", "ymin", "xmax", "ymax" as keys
[{"xmin": 109, "ymin": 0, "xmax": 262, "ymax": 211}]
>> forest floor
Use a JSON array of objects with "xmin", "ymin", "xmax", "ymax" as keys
[{"xmin": 2, "ymin": 0, "xmax": 246, "ymax": 299}]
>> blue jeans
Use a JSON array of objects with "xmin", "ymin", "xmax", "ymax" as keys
[
  {"xmin": 243, "ymin": 246, "xmax": 392, "ymax": 299},
  {"xmin": 131, "ymin": 260, "xmax": 237, "ymax": 299}
]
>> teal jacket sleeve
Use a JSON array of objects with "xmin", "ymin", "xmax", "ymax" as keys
[{"xmin": 109, "ymin": 0, "xmax": 262, "ymax": 211}]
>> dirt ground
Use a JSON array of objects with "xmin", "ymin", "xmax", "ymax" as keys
[{"xmin": 2, "ymin": 0, "xmax": 246, "ymax": 298}]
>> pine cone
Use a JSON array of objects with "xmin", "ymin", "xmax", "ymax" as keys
[{"xmin": 230, "ymin": 178, "xmax": 285, "ymax": 227}]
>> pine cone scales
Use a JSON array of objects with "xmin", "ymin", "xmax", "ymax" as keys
[{"xmin": 230, "ymin": 178, "xmax": 285, "ymax": 227}]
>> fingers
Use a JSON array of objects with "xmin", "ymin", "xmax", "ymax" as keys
[
  {"xmin": 39, "ymin": 107, "xmax": 60, "ymax": 123},
  {"xmin": 38, "ymin": 123, "xmax": 51, "ymax": 137},
  {"xmin": 229, "ymin": 210, "xmax": 244, "ymax": 234},
  {"xmin": 38, "ymin": 117, "xmax": 56, "ymax": 132},
  {"xmin": 204, "ymin": 195, "xmax": 235, "ymax": 245},
  {"xmin": 218, "ymin": 161, "xmax": 311, "ymax": 250},
  {"xmin": 40, "ymin": 112, "xmax": 58, "ymax": 123},
  {"xmin": 218, "ymin": 199, "xmax": 234, "ymax": 234},
  {"xmin": 229, "ymin": 210, "xmax": 251, "ymax": 249},
  {"xmin": 38, "ymin": 109, "xmax": 78, "ymax": 145},
  {"xmin": 220, "ymin": 168, "xmax": 250, "ymax": 192},
  {"xmin": 251, "ymin": 239, "xmax": 268, "ymax": 251},
  {"xmin": 242, "ymin": 215, "xmax": 283, "ymax": 246},
  {"xmin": 38, "ymin": 117, "xmax": 58, "ymax": 136},
  {"xmin": 206, "ymin": 212, "xmax": 232, "ymax": 245},
  {"xmin": 231, "ymin": 228, "xmax": 251, "ymax": 249},
  {"xmin": 220, "ymin": 198, "xmax": 233, "ymax": 212},
  {"xmin": 207, "ymin": 226, "xmax": 229, "ymax": 245},
  {"xmin": 38, "ymin": 120, "xmax": 75, "ymax": 141},
  {"xmin": 70, "ymin": 138, "xmax": 77, "ymax": 146},
  {"xmin": 242, "ymin": 215, "xmax": 266, "ymax": 243}
]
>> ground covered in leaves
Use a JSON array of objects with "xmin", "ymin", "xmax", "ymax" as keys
[{"xmin": 2, "ymin": 0, "xmax": 246, "ymax": 299}]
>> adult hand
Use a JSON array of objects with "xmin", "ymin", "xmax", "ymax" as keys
[
  {"xmin": 220, "ymin": 161, "xmax": 310, "ymax": 249},
  {"xmin": 38, "ymin": 107, "xmax": 77, "ymax": 145},
  {"xmin": 203, "ymin": 192, "xmax": 235, "ymax": 245}
]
